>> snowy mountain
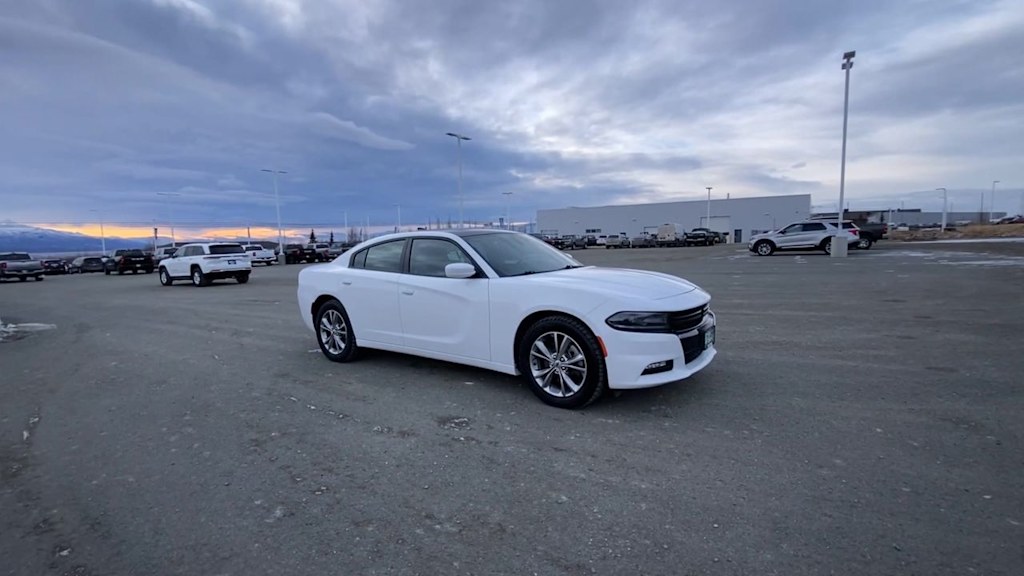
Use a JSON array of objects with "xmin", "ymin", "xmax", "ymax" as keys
[{"xmin": 0, "ymin": 223, "xmax": 148, "ymax": 253}]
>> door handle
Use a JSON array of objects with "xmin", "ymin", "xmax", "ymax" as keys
[
  {"xmin": 342, "ymin": 281, "xmax": 352, "ymax": 286},
  {"xmin": 401, "ymin": 289, "xmax": 414, "ymax": 296}
]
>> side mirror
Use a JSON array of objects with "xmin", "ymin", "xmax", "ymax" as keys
[{"xmin": 445, "ymin": 262, "xmax": 476, "ymax": 279}]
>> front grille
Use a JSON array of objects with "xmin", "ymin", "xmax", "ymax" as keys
[
  {"xmin": 680, "ymin": 333, "xmax": 705, "ymax": 364},
  {"xmin": 668, "ymin": 304, "xmax": 708, "ymax": 333}
]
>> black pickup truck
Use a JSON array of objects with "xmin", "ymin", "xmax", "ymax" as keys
[
  {"xmin": 284, "ymin": 243, "xmax": 317, "ymax": 264},
  {"xmin": 104, "ymin": 249, "xmax": 154, "ymax": 275}
]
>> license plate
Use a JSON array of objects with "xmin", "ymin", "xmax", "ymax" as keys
[
  {"xmin": 227, "ymin": 260, "xmax": 236, "ymax": 265},
  {"xmin": 704, "ymin": 326, "xmax": 715, "ymax": 349}
]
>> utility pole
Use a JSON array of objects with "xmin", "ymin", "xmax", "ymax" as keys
[
  {"xmin": 705, "ymin": 186, "xmax": 712, "ymax": 227},
  {"xmin": 446, "ymin": 132, "xmax": 471, "ymax": 228},
  {"xmin": 833, "ymin": 50, "xmax": 856, "ymax": 258}
]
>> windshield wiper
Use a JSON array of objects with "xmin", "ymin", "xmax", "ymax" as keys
[{"xmin": 511, "ymin": 265, "xmax": 582, "ymax": 277}]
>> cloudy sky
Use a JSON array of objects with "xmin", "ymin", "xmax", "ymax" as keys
[{"xmin": 2, "ymin": 0, "xmax": 1022, "ymax": 239}]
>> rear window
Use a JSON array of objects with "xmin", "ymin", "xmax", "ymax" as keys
[
  {"xmin": 243, "ymin": 245, "xmax": 262, "ymax": 251},
  {"xmin": 209, "ymin": 244, "xmax": 244, "ymax": 255},
  {"xmin": 84, "ymin": 258, "xmax": 102, "ymax": 264},
  {"xmin": 0, "ymin": 253, "xmax": 31, "ymax": 260}
]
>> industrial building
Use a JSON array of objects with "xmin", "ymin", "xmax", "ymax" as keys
[{"xmin": 536, "ymin": 194, "xmax": 811, "ymax": 244}]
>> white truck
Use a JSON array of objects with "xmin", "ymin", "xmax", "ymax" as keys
[
  {"xmin": 656, "ymin": 223, "xmax": 686, "ymax": 247},
  {"xmin": 243, "ymin": 244, "xmax": 277, "ymax": 265}
]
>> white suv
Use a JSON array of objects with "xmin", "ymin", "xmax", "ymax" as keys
[
  {"xmin": 158, "ymin": 243, "xmax": 252, "ymax": 286},
  {"xmin": 748, "ymin": 220, "xmax": 860, "ymax": 256}
]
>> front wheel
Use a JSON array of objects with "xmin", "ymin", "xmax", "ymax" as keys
[
  {"xmin": 159, "ymin": 268, "xmax": 173, "ymax": 286},
  {"xmin": 35, "ymin": 275, "xmax": 44, "ymax": 281},
  {"xmin": 315, "ymin": 300, "xmax": 358, "ymax": 362},
  {"xmin": 857, "ymin": 237, "xmax": 873, "ymax": 250},
  {"xmin": 518, "ymin": 316, "xmax": 607, "ymax": 409},
  {"xmin": 754, "ymin": 241, "xmax": 775, "ymax": 256}
]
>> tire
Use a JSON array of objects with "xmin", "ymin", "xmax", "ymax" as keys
[
  {"xmin": 236, "ymin": 272, "xmax": 250, "ymax": 284},
  {"xmin": 104, "ymin": 269, "xmax": 110, "ymax": 275},
  {"xmin": 753, "ymin": 240, "xmax": 775, "ymax": 256},
  {"xmin": 118, "ymin": 269, "xmax": 124, "ymax": 275},
  {"xmin": 518, "ymin": 315, "xmax": 607, "ymax": 409},
  {"xmin": 145, "ymin": 267, "xmax": 154, "ymax": 274},
  {"xmin": 821, "ymin": 239, "xmax": 833, "ymax": 255},
  {"xmin": 315, "ymin": 300, "xmax": 358, "ymax": 362},
  {"xmin": 35, "ymin": 275, "xmax": 44, "ymax": 281},
  {"xmin": 857, "ymin": 237, "xmax": 873, "ymax": 250},
  {"xmin": 191, "ymin": 267, "xmax": 208, "ymax": 287},
  {"xmin": 605, "ymin": 246, "xmax": 611, "ymax": 249},
  {"xmin": 159, "ymin": 268, "xmax": 173, "ymax": 286}
]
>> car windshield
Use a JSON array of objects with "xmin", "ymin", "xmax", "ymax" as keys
[
  {"xmin": 463, "ymin": 232, "xmax": 582, "ymax": 277},
  {"xmin": 209, "ymin": 244, "xmax": 244, "ymax": 254}
]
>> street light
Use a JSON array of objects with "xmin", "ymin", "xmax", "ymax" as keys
[
  {"xmin": 990, "ymin": 180, "xmax": 1000, "ymax": 223},
  {"xmin": 155, "ymin": 192, "xmax": 180, "ymax": 247},
  {"xmin": 261, "ymin": 169, "xmax": 287, "ymax": 262},
  {"xmin": 393, "ymin": 203, "xmax": 401, "ymax": 232},
  {"xmin": 446, "ymin": 132, "xmax": 471, "ymax": 228},
  {"xmin": 705, "ymin": 186, "xmax": 713, "ymax": 227},
  {"xmin": 502, "ymin": 191, "xmax": 513, "ymax": 230},
  {"xmin": 936, "ymin": 188, "xmax": 948, "ymax": 231},
  {"xmin": 833, "ymin": 50, "xmax": 856, "ymax": 258},
  {"xmin": 89, "ymin": 209, "xmax": 106, "ymax": 254}
]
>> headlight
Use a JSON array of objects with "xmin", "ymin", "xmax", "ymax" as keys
[{"xmin": 606, "ymin": 311, "xmax": 671, "ymax": 332}]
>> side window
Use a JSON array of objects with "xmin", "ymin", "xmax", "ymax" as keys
[
  {"xmin": 803, "ymin": 223, "xmax": 827, "ymax": 232},
  {"xmin": 350, "ymin": 249, "xmax": 367, "ymax": 269},
  {"xmin": 362, "ymin": 240, "xmax": 405, "ymax": 273},
  {"xmin": 780, "ymin": 224, "xmax": 801, "ymax": 234},
  {"xmin": 409, "ymin": 239, "xmax": 473, "ymax": 277}
]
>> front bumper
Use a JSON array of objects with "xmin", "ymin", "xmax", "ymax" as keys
[{"xmin": 602, "ymin": 311, "xmax": 716, "ymax": 390}]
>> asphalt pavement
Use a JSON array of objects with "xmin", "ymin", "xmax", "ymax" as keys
[{"xmin": 1, "ymin": 242, "xmax": 1022, "ymax": 575}]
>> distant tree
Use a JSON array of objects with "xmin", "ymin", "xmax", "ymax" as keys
[
  {"xmin": 348, "ymin": 227, "xmax": 359, "ymax": 243},
  {"xmin": 309, "ymin": 229, "xmax": 317, "ymax": 243},
  {"xmin": 329, "ymin": 231, "xmax": 335, "ymax": 243}
]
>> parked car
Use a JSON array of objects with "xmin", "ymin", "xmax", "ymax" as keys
[
  {"xmin": 153, "ymin": 246, "xmax": 178, "ymax": 266},
  {"xmin": 307, "ymin": 242, "xmax": 332, "ymax": 262},
  {"xmin": 69, "ymin": 256, "xmax": 105, "ymax": 274},
  {"xmin": 684, "ymin": 229, "xmax": 713, "ymax": 246},
  {"xmin": 690, "ymin": 228, "xmax": 724, "ymax": 244},
  {"xmin": 0, "ymin": 252, "xmax": 45, "ymax": 282},
  {"xmin": 104, "ymin": 249, "xmax": 154, "ymax": 275},
  {"xmin": 748, "ymin": 220, "xmax": 860, "ymax": 256},
  {"xmin": 328, "ymin": 243, "xmax": 348, "ymax": 258},
  {"xmin": 297, "ymin": 230, "xmax": 716, "ymax": 409},
  {"xmin": 41, "ymin": 259, "xmax": 69, "ymax": 275},
  {"xmin": 631, "ymin": 235, "xmax": 657, "ymax": 248},
  {"xmin": 283, "ymin": 243, "xmax": 316, "ymax": 264},
  {"xmin": 604, "ymin": 234, "xmax": 631, "ymax": 249},
  {"xmin": 243, "ymin": 244, "xmax": 277, "ymax": 265},
  {"xmin": 158, "ymin": 243, "xmax": 251, "ymax": 287},
  {"xmin": 559, "ymin": 235, "xmax": 588, "ymax": 250}
]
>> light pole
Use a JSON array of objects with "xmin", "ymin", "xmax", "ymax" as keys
[
  {"xmin": 261, "ymin": 169, "xmax": 287, "ymax": 262},
  {"xmin": 833, "ymin": 50, "xmax": 855, "ymax": 258},
  {"xmin": 990, "ymin": 180, "xmax": 1000, "ymax": 223},
  {"xmin": 89, "ymin": 209, "xmax": 106, "ymax": 254},
  {"xmin": 937, "ymin": 188, "xmax": 948, "ymax": 231},
  {"xmin": 446, "ymin": 132, "xmax": 471, "ymax": 228},
  {"xmin": 705, "ymin": 186, "xmax": 712, "ymax": 227},
  {"xmin": 155, "ymin": 192, "xmax": 180, "ymax": 247},
  {"xmin": 502, "ymin": 191, "xmax": 513, "ymax": 230},
  {"xmin": 393, "ymin": 203, "xmax": 401, "ymax": 232}
]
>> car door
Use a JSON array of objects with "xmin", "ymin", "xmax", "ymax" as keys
[
  {"xmin": 341, "ymin": 240, "xmax": 405, "ymax": 346},
  {"xmin": 166, "ymin": 246, "xmax": 191, "ymax": 277},
  {"xmin": 774, "ymin": 224, "xmax": 803, "ymax": 248},
  {"xmin": 798, "ymin": 222, "xmax": 828, "ymax": 247},
  {"xmin": 398, "ymin": 238, "xmax": 491, "ymax": 361}
]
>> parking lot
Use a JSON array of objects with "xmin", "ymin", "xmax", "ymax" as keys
[{"xmin": 2, "ymin": 242, "xmax": 1022, "ymax": 575}]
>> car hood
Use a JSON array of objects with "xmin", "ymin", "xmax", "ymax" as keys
[{"xmin": 522, "ymin": 267, "xmax": 698, "ymax": 299}]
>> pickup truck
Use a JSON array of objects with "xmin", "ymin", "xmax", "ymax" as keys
[
  {"xmin": 0, "ymin": 253, "xmax": 45, "ymax": 282},
  {"xmin": 104, "ymin": 249, "xmax": 154, "ymax": 275},
  {"xmin": 283, "ymin": 243, "xmax": 316, "ymax": 264},
  {"xmin": 307, "ymin": 242, "xmax": 332, "ymax": 262},
  {"xmin": 684, "ymin": 229, "xmax": 713, "ymax": 246},
  {"xmin": 243, "ymin": 244, "xmax": 277, "ymax": 265},
  {"xmin": 690, "ymin": 227, "xmax": 724, "ymax": 244}
]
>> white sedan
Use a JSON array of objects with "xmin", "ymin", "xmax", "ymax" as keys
[{"xmin": 297, "ymin": 230, "xmax": 716, "ymax": 408}]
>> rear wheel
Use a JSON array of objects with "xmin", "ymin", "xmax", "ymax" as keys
[
  {"xmin": 821, "ymin": 239, "xmax": 833, "ymax": 255},
  {"xmin": 857, "ymin": 237, "xmax": 873, "ymax": 250},
  {"xmin": 191, "ymin": 267, "xmax": 208, "ymax": 287},
  {"xmin": 754, "ymin": 240, "xmax": 775, "ymax": 256},
  {"xmin": 159, "ymin": 268, "xmax": 173, "ymax": 286},
  {"xmin": 315, "ymin": 300, "xmax": 358, "ymax": 362},
  {"xmin": 236, "ymin": 272, "xmax": 250, "ymax": 284},
  {"xmin": 518, "ymin": 316, "xmax": 606, "ymax": 409}
]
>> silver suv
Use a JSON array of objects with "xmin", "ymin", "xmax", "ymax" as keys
[{"xmin": 748, "ymin": 220, "xmax": 860, "ymax": 256}]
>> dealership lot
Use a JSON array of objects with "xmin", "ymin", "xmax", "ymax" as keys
[{"xmin": 2, "ymin": 243, "xmax": 1022, "ymax": 575}]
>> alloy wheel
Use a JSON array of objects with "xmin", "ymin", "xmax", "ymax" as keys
[
  {"xmin": 319, "ymin": 309, "xmax": 348, "ymax": 355},
  {"xmin": 529, "ymin": 331, "xmax": 588, "ymax": 398}
]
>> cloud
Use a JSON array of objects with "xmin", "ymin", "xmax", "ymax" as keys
[{"xmin": 1, "ymin": 0, "xmax": 1023, "ymax": 232}]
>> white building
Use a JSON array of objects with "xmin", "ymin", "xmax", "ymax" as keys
[{"xmin": 537, "ymin": 194, "xmax": 811, "ymax": 244}]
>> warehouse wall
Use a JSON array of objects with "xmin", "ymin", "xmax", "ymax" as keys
[{"xmin": 537, "ymin": 194, "xmax": 812, "ymax": 243}]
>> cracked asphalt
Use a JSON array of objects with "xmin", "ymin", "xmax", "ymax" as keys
[{"xmin": 1, "ymin": 241, "xmax": 1022, "ymax": 575}]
